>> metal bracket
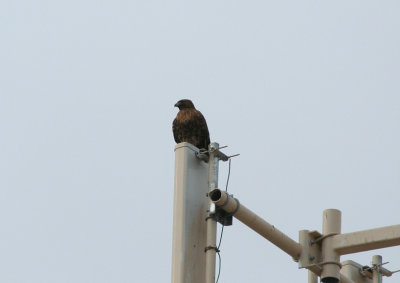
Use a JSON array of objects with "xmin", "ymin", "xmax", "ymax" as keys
[
  {"xmin": 215, "ymin": 207, "xmax": 233, "ymax": 226},
  {"xmin": 204, "ymin": 245, "xmax": 220, "ymax": 253},
  {"xmin": 311, "ymin": 232, "xmax": 338, "ymax": 245},
  {"xmin": 196, "ymin": 144, "xmax": 240, "ymax": 162},
  {"xmin": 212, "ymin": 193, "xmax": 240, "ymax": 226},
  {"xmin": 196, "ymin": 149, "xmax": 209, "ymax": 162},
  {"xmin": 360, "ymin": 258, "xmax": 399, "ymax": 278},
  {"xmin": 298, "ymin": 230, "xmax": 323, "ymax": 274}
]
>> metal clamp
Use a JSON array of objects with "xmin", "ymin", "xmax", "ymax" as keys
[
  {"xmin": 311, "ymin": 232, "xmax": 338, "ymax": 245},
  {"xmin": 304, "ymin": 261, "xmax": 343, "ymax": 270},
  {"xmin": 230, "ymin": 197, "xmax": 241, "ymax": 216},
  {"xmin": 204, "ymin": 246, "xmax": 220, "ymax": 253}
]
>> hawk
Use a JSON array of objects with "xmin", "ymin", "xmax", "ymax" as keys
[{"xmin": 173, "ymin": 99, "xmax": 210, "ymax": 150}]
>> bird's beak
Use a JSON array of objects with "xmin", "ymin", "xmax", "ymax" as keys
[{"xmin": 174, "ymin": 102, "xmax": 180, "ymax": 108}]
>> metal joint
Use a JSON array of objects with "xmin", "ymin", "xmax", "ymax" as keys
[
  {"xmin": 204, "ymin": 246, "xmax": 220, "ymax": 253},
  {"xmin": 230, "ymin": 198, "xmax": 241, "ymax": 215},
  {"xmin": 306, "ymin": 261, "xmax": 342, "ymax": 270},
  {"xmin": 218, "ymin": 193, "xmax": 231, "ymax": 208},
  {"xmin": 213, "ymin": 194, "xmax": 239, "ymax": 226},
  {"xmin": 195, "ymin": 149, "xmax": 209, "ymax": 162},
  {"xmin": 311, "ymin": 232, "xmax": 338, "ymax": 245}
]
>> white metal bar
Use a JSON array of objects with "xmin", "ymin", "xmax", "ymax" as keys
[
  {"xmin": 210, "ymin": 189, "xmax": 302, "ymax": 260},
  {"xmin": 372, "ymin": 255, "xmax": 382, "ymax": 283},
  {"xmin": 205, "ymin": 142, "xmax": 220, "ymax": 283},
  {"xmin": 321, "ymin": 209, "xmax": 342, "ymax": 283},
  {"xmin": 332, "ymin": 225, "xmax": 400, "ymax": 255}
]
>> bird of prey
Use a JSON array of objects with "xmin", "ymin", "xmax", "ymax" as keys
[{"xmin": 173, "ymin": 99, "xmax": 210, "ymax": 150}]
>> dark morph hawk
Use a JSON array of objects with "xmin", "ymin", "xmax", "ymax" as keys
[{"xmin": 173, "ymin": 99, "xmax": 210, "ymax": 150}]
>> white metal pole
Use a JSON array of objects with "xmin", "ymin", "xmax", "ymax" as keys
[
  {"xmin": 372, "ymin": 255, "xmax": 382, "ymax": 283},
  {"xmin": 205, "ymin": 218, "xmax": 217, "ymax": 283},
  {"xmin": 205, "ymin": 143, "xmax": 219, "ymax": 283},
  {"xmin": 320, "ymin": 209, "xmax": 341, "ymax": 283},
  {"xmin": 332, "ymin": 225, "xmax": 400, "ymax": 255},
  {"xmin": 171, "ymin": 143, "xmax": 209, "ymax": 283}
]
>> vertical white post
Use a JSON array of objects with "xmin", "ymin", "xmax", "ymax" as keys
[
  {"xmin": 171, "ymin": 143, "xmax": 209, "ymax": 283},
  {"xmin": 321, "ymin": 209, "xmax": 341, "ymax": 283},
  {"xmin": 205, "ymin": 142, "xmax": 219, "ymax": 283},
  {"xmin": 372, "ymin": 255, "xmax": 383, "ymax": 283}
]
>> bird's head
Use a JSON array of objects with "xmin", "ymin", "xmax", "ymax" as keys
[{"xmin": 174, "ymin": 99, "xmax": 195, "ymax": 110}]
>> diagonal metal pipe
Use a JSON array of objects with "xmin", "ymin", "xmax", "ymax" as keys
[
  {"xmin": 209, "ymin": 189, "xmax": 356, "ymax": 283},
  {"xmin": 209, "ymin": 188, "xmax": 302, "ymax": 260}
]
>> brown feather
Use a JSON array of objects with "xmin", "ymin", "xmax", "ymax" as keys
[{"xmin": 172, "ymin": 99, "xmax": 210, "ymax": 150}]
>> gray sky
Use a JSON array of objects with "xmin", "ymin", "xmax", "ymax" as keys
[{"xmin": 1, "ymin": 1, "xmax": 400, "ymax": 282}]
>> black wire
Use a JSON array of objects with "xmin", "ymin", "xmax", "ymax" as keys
[
  {"xmin": 216, "ymin": 158, "xmax": 231, "ymax": 251},
  {"xmin": 225, "ymin": 158, "xmax": 231, "ymax": 193},
  {"xmin": 215, "ymin": 158, "xmax": 232, "ymax": 283},
  {"xmin": 216, "ymin": 251, "xmax": 222, "ymax": 283}
]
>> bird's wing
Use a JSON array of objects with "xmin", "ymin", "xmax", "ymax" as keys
[
  {"xmin": 172, "ymin": 118, "xmax": 180, "ymax": 144},
  {"xmin": 193, "ymin": 110, "xmax": 210, "ymax": 150}
]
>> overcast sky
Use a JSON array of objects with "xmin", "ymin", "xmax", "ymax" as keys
[{"xmin": 1, "ymin": 1, "xmax": 400, "ymax": 282}]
